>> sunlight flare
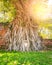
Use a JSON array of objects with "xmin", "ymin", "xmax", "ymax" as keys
[
  {"xmin": 29, "ymin": 0, "xmax": 52, "ymax": 21},
  {"xmin": 48, "ymin": 0, "xmax": 52, "ymax": 6}
]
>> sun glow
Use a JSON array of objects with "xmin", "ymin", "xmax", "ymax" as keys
[
  {"xmin": 34, "ymin": 3, "xmax": 49, "ymax": 20},
  {"xmin": 29, "ymin": 0, "xmax": 52, "ymax": 21},
  {"xmin": 48, "ymin": 0, "xmax": 52, "ymax": 6}
]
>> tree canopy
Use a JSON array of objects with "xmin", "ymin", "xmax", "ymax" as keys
[{"xmin": 0, "ymin": 0, "xmax": 16, "ymax": 23}]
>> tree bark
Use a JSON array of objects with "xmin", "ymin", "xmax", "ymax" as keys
[{"xmin": 2, "ymin": 0, "xmax": 45, "ymax": 51}]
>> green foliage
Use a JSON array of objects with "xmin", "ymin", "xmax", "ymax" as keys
[
  {"xmin": 39, "ymin": 23, "xmax": 52, "ymax": 39},
  {"xmin": 0, "ymin": 51, "xmax": 52, "ymax": 65},
  {"xmin": 0, "ymin": 0, "xmax": 16, "ymax": 23}
]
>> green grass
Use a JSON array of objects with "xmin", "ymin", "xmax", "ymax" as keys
[{"xmin": 0, "ymin": 50, "xmax": 52, "ymax": 65}]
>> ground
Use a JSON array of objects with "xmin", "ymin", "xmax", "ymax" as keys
[{"xmin": 0, "ymin": 50, "xmax": 52, "ymax": 65}]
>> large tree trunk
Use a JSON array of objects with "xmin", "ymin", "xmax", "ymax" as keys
[{"xmin": 2, "ymin": 0, "xmax": 45, "ymax": 51}]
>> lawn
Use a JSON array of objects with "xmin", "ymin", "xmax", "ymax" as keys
[{"xmin": 0, "ymin": 50, "xmax": 52, "ymax": 65}]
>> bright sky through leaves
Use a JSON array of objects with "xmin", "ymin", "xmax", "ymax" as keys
[
  {"xmin": 29, "ymin": 0, "xmax": 52, "ymax": 21},
  {"xmin": 28, "ymin": 0, "xmax": 52, "ymax": 39}
]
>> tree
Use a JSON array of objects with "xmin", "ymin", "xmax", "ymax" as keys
[{"xmin": 2, "ymin": 0, "xmax": 44, "ymax": 51}]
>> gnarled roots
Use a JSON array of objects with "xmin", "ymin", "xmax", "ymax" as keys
[{"xmin": 4, "ymin": 26, "xmax": 44, "ymax": 51}]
